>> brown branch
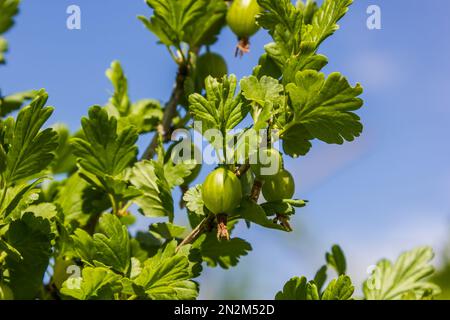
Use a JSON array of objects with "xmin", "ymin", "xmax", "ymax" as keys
[
  {"xmin": 141, "ymin": 63, "xmax": 189, "ymax": 160},
  {"xmin": 234, "ymin": 163, "xmax": 251, "ymax": 178},
  {"xmin": 175, "ymin": 214, "xmax": 215, "ymax": 252},
  {"xmin": 250, "ymin": 179, "xmax": 263, "ymax": 202}
]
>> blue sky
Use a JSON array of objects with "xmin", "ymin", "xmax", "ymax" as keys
[{"xmin": 1, "ymin": 0, "xmax": 450, "ymax": 299}]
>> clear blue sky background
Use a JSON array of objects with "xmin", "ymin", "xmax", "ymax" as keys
[{"xmin": 1, "ymin": 0, "xmax": 450, "ymax": 299}]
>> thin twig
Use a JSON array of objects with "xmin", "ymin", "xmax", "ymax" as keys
[
  {"xmin": 175, "ymin": 214, "xmax": 215, "ymax": 252},
  {"xmin": 141, "ymin": 64, "xmax": 188, "ymax": 160},
  {"xmin": 234, "ymin": 163, "xmax": 251, "ymax": 178},
  {"xmin": 250, "ymin": 179, "xmax": 263, "ymax": 202}
]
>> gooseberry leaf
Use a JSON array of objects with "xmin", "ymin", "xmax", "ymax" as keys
[
  {"xmin": 183, "ymin": 184, "xmax": 206, "ymax": 228},
  {"xmin": 183, "ymin": 0, "xmax": 227, "ymax": 47},
  {"xmin": 0, "ymin": 179, "xmax": 42, "ymax": 221},
  {"xmin": 261, "ymin": 199, "xmax": 307, "ymax": 217},
  {"xmin": 0, "ymin": 35, "xmax": 6, "ymax": 63},
  {"xmin": 326, "ymin": 244, "xmax": 347, "ymax": 275},
  {"xmin": 129, "ymin": 160, "xmax": 174, "ymax": 221},
  {"xmin": 61, "ymin": 267, "xmax": 122, "ymax": 300},
  {"xmin": 71, "ymin": 214, "xmax": 131, "ymax": 276},
  {"xmin": 321, "ymin": 275, "xmax": 354, "ymax": 300},
  {"xmin": 363, "ymin": 246, "xmax": 441, "ymax": 300},
  {"xmin": 131, "ymin": 241, "xmax": 199, "ymax": 300},
  {"xmin": 275, "ymin": 274, "xmax": 354, "ymax": 300},
  {"xmin": 296, "ymin": 0, "xmax": 319, "ymax": 24},
  {"xmin": 106, "ymin": 60, "xmax": 131, "ymax": 116},
  {"xmin": 240, "ymin": 75, "xmax": 284, "ymax": 130},
  {"xmin": 50, "ymin": 124, "xmax": 78, "ymax": 174},
  {"xmin": 240, "ymin": 75, "xmax": 283, "ymax": 106},
  {"xmin": 5, "ymin": 212, "xmax": 54, "ymax": 299},
  {"xmin": 0, "ymin": 0, "xmax": 20, "ymax": 64},
  {"xmin": 233, "ymin": 198, "xmax": 286, "ymax": 232},
  {"xmin": 163, "ymin": 160, "xmax": 197, "ymax": 189},
  {"xmin": 193, "ymin": 233, "xmax": 252, "ymax": 269},
  {"xmin": 0, "ymin": 90, "xmax": 37, "ymax": 117},
  {"xmin": 275, "ymin": 276, "xmax": 319, "ymax": 300},
  {"xmin": 105, "ymin": 61, "xmax": 163, "ymax": 134},
  {"xmin": 139, "ymin": 0, "xmax": 207, "ymax": 47},
  {"xmin": 72, "ymin": 106, "xmax": 138, "ymax": 178},
  {"xmin": 189, "ymin": 75, "xmax": 249, "ymax": 134},
  {"xmin": 149, "ymin": 222, "xmax": 186, "ymax": 240},
  {"xmin": 313, "ymin": 265, "xmax": 328, "ymax": 293},
  {"xmin": 302, "ymin": 0, "xmax": 353, "ymax": 49},
  {"xmin": 2, "ymin": 91, "xmax": 58, "ymax": 185},
  {"xmin": 283, "ymin": 70, "xmax": 363, "ymax": 150}
]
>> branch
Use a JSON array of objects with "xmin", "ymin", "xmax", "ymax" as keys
[
  {"xmin": 234, "ymin": 163, "xmax": 250, "ymax": 178},
  {"xmin": 175, "ymin": 214, "xmax": 215, "ymax": 252},
  {"xmin": 141, "ymin": 63, "xmax": 189, "ymax": 160},
  {"xmin": 250, "ymin": 179, "xmax": 263, "ymax": 202}
]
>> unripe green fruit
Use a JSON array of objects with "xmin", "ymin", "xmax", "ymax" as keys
[
  {"xmin": 250, "ymin": 148, "xmax": 283, "ymax": 178},
  {"xmin": 262, "ymin": 169, "xmax": 295, "ymax": 202},
  {"xmin": 226, "ymin": 0, "xmax": 262, "ymax": 39},
  {"xmin": 196, "ymin": 52, "xmax": 228, "ymax": 88},
  {"xmin": 0, "ymin": 282, "xmax": 14, "ymax": 300},
  {"xmin": 202, "ymin": 167, "xmax": 243, "ymax": 214}
]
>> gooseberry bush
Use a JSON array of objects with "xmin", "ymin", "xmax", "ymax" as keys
[{"xmin": 0, "ymin": 0, "xmax": 442, "ymax": 300}]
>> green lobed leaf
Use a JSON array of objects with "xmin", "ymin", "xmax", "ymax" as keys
[
  {"xmin": 183, "ymin": 184, "xmax": 206, "ymax": 228},
  {"xmin": 261, "ymin": 199, "xmax": 307, "ymax": 217},
  {"xmin": 326, "ymin": 244, "xmax": 347, "ymax": 275},
  {"xmin": 0, "ymin": 0, "xmax": 19, "ymax": 35},
  {"xmin": 2, "ymin": 90, "xmax": 58, "ymax": 185},
  {"xmin": 193, "ymin": 233, "xmax": 252, "ymax": 269},
  {"xmin": 313, "ymin": 265, "xmax": 327, "ymax": 293},
  {"xmin": 0, "ymin": 179, "xmax": 42, "ymax": 221},
  {"xmin": 275, "ymin": 276, "xmax": 319, "ymax": 300},
  {"xmin": 61, "ymin": 267, "xmax": 122, "ymax": 300},
  {"xmin": 104, "ymin": 61, "xmax": 163, "ymax": 134},
  {"xmin": 139, "ymin": 0, "xmax": 207, "ymax": 46},
  {"xmin": 0, "ymin": 90, "xmax": 37, "ymax": 117},
  {"xmin": 72, "ymin": 106, "xmax": 138, "ymax": 177},
  {"xmin": 363, "ymin": 246, "xmax": 441, "ymax": 300},
  {"xmin": 132, "ymin": 240, "xmax": 199, "ymax": 300},
  {"xmin": 5, "ymin": 212, "xmax": 54, "ymax": 299},
  {"xmin": 0, "ymin": 0, "xmax": 20, "ymax": 64},
  {"xmin": 54, "ymin": 172, "xmax": 98, "ymax": 227},
  {"xmin": 232, "ymin": 198, "xmax": 286, "ymax": 232},
  {"xmin": 50, "ymin": 124, "xmax": 78, "ymax": 174},
  {"xmin": 189, "ymin": 75, "xmax": 249, "ymax": 135},
  {"xmin": 116, "ymin": 99, "xmax": 163, "ymax": 134},
  {"xmin": 163, "ymin": 159, "xmax": 197, "ymax": 189},
  {"xmin": 240, "ymin": 75, "xmax": 284, "ymax": 131},
  {"xmin": 71, "ymin": 214, "xmax": 131, "ymax": 276},
  {"xmin": 296, "ymin": 0, "xmax": 319, "ymax": 24},
  {"xmin": 106, "ymin": 60, "xmax": 131, "ymax": 116},
  {"xmin": 129, "ymin": 160, "xmax": 174, "ymax": 221},
  {"xmin": 321, "ymin": 275, "xmax": 354, "ymax": 300},
  {"xmin": 149, "ymin": 222, "xmax": 186, "ymax": 240},
  {"xmin": 302, "ymin": 0, "xmax": 353, "ymax": 49},
  {"xmin": 257, "ymin": 0, "xmax": 303, "ymax": 66},
  {"xmin": 0, "ymin": 35, "xmax": 6, "ymax": 63},
  {"xmin": 183, "ymin": 0, "xmax": 227, "ymax": 47},
  {"xmin": 283, "ymin": 70, "xmax": 363, "ymax": 151}
]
